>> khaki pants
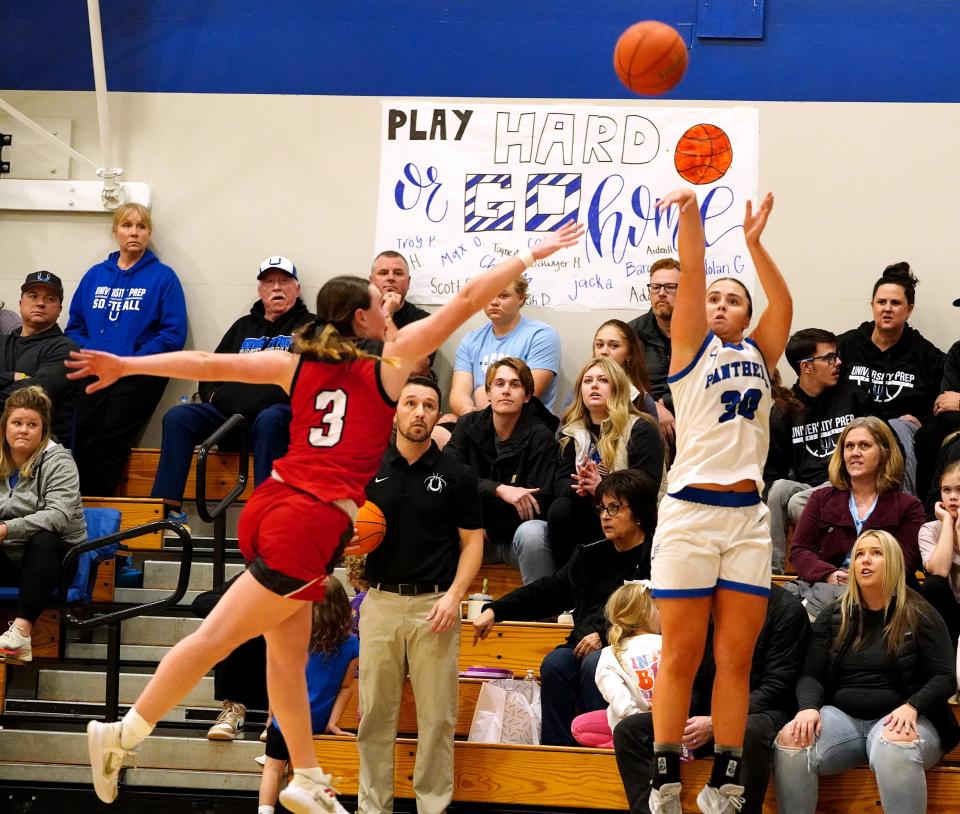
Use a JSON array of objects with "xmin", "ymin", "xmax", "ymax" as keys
[{"xmin": 357, "ymin": 588, "xmax": 459, "ymax": 814}]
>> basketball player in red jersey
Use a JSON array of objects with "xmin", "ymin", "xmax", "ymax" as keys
[{"xmin": 66, "ymin": 221, "xmax": 583, "ymax": 814}]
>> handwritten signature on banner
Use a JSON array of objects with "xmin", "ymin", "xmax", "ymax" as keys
[{"xmin": 379, "ymin": 104, "xmax": 758, "ymax": 308}]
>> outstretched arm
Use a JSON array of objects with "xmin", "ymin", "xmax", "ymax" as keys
[
  {"xmin": 380, "ymin": 222, "xmax": 583, "ymax": 397},
  {"xmin": 656, "ymin": 188, "xmax": 707, "ymax": 375},
  {"xmin": 745, "ymin": 193, "xmax": 792, "ymax": 367},
  {"xmin": 65, "ymin": 348, "xmax": 299, "ymax": 393}
]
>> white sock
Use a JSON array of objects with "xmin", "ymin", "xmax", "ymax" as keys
[
  {"xmin": 120, "ymin": 707, "xmax": 154, "ymax": 750},
  {"xmin": 294, "ymin": 766, "xmax": 331, "ymax": 784},
  {"xmin": 258, "ymin": 807, "xmax": 275, "ymax": 814}
]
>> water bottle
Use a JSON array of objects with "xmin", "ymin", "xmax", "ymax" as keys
[{"xmin": 179, "ymin": 394, "xmax": 190, "ymax": 407}]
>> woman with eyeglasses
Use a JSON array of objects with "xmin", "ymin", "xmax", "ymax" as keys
[
  {"xmin": 763, "ymin": 328, "xmax": 870, "ymax": 574},
  {"xmin": 646, "ymin": 188, "xmax": 792, "ymax": 814},
  {"xmin": 472, "ymin": 469, "xmax": 656, "ymax": 746},
  {"xmin": 836, "ymin": 263, "xmax": 944, "ymax": 496}
]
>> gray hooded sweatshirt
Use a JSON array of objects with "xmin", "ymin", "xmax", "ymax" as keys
[{"xmin": 1, "ymin": 440, "xmax": 86, "ymax": 544}]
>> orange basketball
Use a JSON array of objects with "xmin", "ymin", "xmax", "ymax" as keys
[
  {"xmin": 613, "ymin": 21, "xmax": 688, "ymax": 96},
  {"xmin": 344, "ymin": 501, "xmax": 386, "ymax": 556},
  {"xmin": 674, "ymin": 123, "xmax": 733, "ymax": 184}
]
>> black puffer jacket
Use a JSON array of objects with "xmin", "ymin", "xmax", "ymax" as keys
[{"xmin": 797, "ymin": 594, "xmax": 960, "ymax": 752}]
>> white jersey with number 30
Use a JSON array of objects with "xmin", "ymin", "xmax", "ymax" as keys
[{"xmin": 666, "ymin": 332, "xmax": 771, "ymax": 493}]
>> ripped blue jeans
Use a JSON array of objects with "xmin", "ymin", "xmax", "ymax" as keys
[{"xmin": 773, "ymin": 704, "xmax": 943, "ymax": 814}]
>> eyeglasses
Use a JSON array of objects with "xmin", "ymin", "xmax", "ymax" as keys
[
  {"xmin": 596, "ymin": 502, "xmax": 623, "ymax": 517},
  {"xmin": 647, "ymin": 283, "xmax": 679, "ymax": 294},
  {"xmin": 802, "ymin": 352, "xmax": 840, "ymax": 365}
]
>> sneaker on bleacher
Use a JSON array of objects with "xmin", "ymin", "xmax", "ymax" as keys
[
  {"xmin": 0, "ymin": 622, "xmax": 32, "ymax": 662},
  {"xmin": 207, "ymin": 700, "xmax": 245, "ymax": 740},
  {"xmin": 697, "ymin": 783, "xmax": 746, "ymax": 813},
  {"xmin": 649, "ymin": 782, "xmax": 682, "ymax": 814},
  {"xmin": 165, "ymin": 509, "xmax": 191, "ymax": 537}
]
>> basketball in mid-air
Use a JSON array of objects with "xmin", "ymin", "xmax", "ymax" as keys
[
  {"xmin": 613, "ymin": 21, "xmax": 688, "ymax": 96},
  {"xmin": 344, "ymin": 501, "xmax": 386, "ymax": 556}
]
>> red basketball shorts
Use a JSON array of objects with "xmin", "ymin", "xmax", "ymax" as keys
[{"xmin": 238, "ymin": 477, "xmax": 353, "ymax": 602}]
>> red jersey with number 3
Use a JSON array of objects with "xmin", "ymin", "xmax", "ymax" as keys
[{"xmin": 271, "ymin": 354, "xmax": 397, "ymax": 507}]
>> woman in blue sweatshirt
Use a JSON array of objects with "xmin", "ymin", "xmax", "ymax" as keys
[{"xmin": 66, "ymin": 203, "xmax": 187, "ymax": 496}]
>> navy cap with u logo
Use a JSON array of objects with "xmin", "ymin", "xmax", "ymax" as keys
[{"xmin": 21, "ymin": 270, "xmax": 64, "ymax": 300}]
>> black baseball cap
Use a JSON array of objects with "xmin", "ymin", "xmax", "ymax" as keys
[{"xmin": 21, "ymin": 270, "xmax": 64, "ymax": 301}]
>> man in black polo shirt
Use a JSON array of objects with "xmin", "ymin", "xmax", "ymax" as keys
[{"xmin": 357, "ymin": 376, "xmax": 483, "ymax": 814}]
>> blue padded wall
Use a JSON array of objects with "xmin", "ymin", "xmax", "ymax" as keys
[{"xmin": 2, "ymin": 1, "xmax": 959, "ymax": 102}]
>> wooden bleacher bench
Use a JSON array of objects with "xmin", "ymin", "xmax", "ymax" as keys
[
  {"xmin": 116, "ymin": 448, "xmax": 254, "ymax": 503},
  {"xmin": 468, "ymin": 563, "xmax": 523, "ymax": 599},
  {"xmin": 461, "ymin": 620, "xmax": 571, "ymax": 677},
  {"xmin": 336, "ymin": 672, "xmax": 960, "ymax": 763},
  {"xmin": 316, "ymin": 728, "xmax": 960, "ymax": 812},
  {"xmin": 82, "ymin": 496, "xmax": 165, "ymax": 550},
  {"xmin": 338, "ymin": 677, "xmax": 484, "ymax": 736},
  {"xmin": 314, "ymin": 736, "xmax": 632, "ymax": 811}
]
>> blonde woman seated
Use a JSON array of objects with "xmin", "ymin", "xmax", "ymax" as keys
[
  {"xmin": 0, "ymin": 386, "xmax": 86, "ymax": 662},
  {"xmin": 547, "ymin": 357, "xmax": 663, "ymax": 567},
  {"xmin": 774, "ymin": 530, "xmax": 959, "ymax": 814}
]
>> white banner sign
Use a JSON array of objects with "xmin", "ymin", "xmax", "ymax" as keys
[{"xmin": 375, "ymin": 101, "xmax": 759, "ymax": 311}]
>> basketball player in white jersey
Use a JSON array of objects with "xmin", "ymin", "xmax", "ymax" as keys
[{"xmin": 647, "ymin": 188, "xmax": 792, "ymax": 814}]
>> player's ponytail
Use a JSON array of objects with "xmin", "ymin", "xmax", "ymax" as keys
[{"xmin": 295, "ymin": 275, "xmax": 382, "ymax": 363}]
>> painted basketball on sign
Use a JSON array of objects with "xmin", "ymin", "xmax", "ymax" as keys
[{"xmin": 674, "ymin": 124, "xmax": 733, "ymax": 184}]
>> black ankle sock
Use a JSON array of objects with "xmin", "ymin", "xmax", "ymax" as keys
[
  {"xmin": 709, "ymin": 746, "xmax": 743, "ymax": 788},
  {"xmin": 652, "ymin": 743, "xmax": 681, "ymax": 789}
]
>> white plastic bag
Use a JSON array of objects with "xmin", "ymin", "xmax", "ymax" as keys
[{"xmin": 468, "ymin": 675, "xmax": 541, "ymax": 745}]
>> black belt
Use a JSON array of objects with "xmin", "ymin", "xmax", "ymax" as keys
[{"xmin": 374, "ymin": 582, "xmax": 446, "ymax": 596}]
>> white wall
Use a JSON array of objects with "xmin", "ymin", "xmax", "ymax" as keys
[{"xmin": 1, "ymin": 90, "xmax": 957, "ymax": 444}]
